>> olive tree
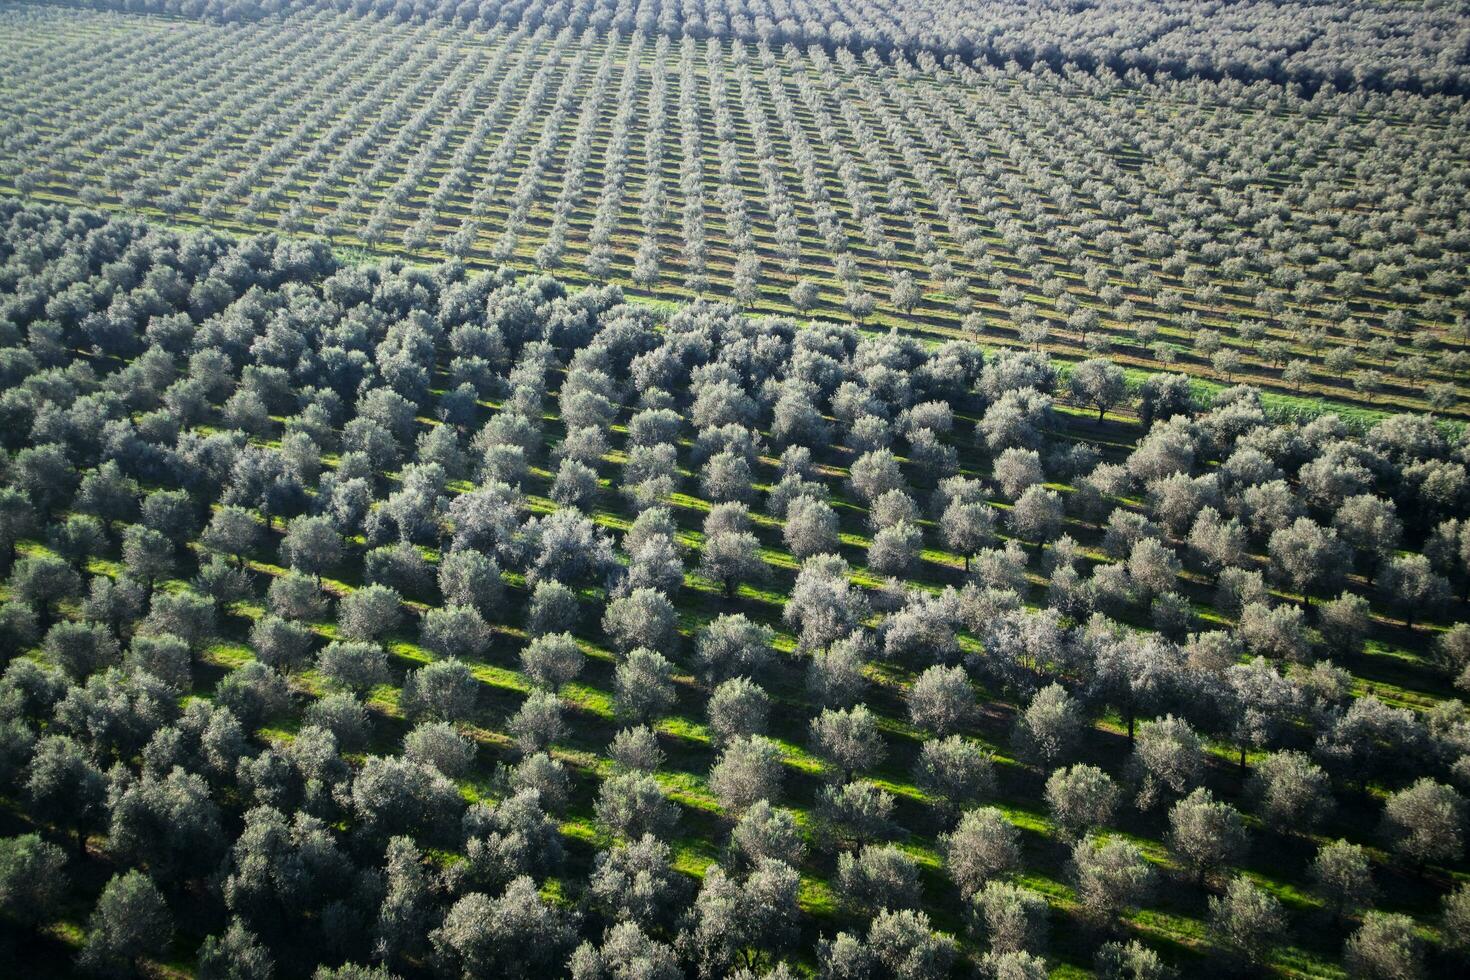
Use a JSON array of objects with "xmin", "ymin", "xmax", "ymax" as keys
[
  {"xmin": 967, "ymin": 880, "xmax": 1049, "ymax": 956},
  {"xmin": 1344, "ymin": 912, "xmax": 1424, "ymax": 980},
  {"xmin": 614, "ymin": 648, "xmax": 677, "ymax": 724},
  {"xmin": 0, "ymin": 833, "xmax": 68, "ymax": 926},
  {"xmin": 520, "ymin": 632, "xmax": 585, "ymax": 691},
  {"xmin": 914, "ymin": 736, "xmax": 996, "ymax": 816},
  {"xmin": 1128, "ymin": 715, "xmax": 1204, "ymax": 810},
  {"xmin": 708, "ymin": 735, "xmax": 784, "ymax": 815},
  {"xmin": 1167, "ymin": 788, "xmax": 1247, "ymax": 885},
  {"xmin": 708, "ymin": 677, "xmax": 770, "ymax": 746},
  {"xmin": 603, "ymin": 588, "xmax": 679, "ymax": 654},
  {"xmin": 1068, "ymin": 835, "xmax": 1154, "ymax": 925},
  {"xmin": 1069, "ymin": 359, "xmax": 1128, "ymax": 422},
  {"xmin": 596, "ymin": 773, "xmax": 678, "ymax": 841},
  {"xmin": 1207, "ymin": 877, "xmax": 1286, "ymax": 969},
  {"xmin": 78, "ymin": 870, "xmax": 173, "ymax": 975},
  {"xmin": 1246, "ymin": 750, "xmax": 1333, "ymax": 834},
  {"xmin": 942, "ymin": 807, "xmax": 1021, "ymax": 898},
  {"xmin": 401, "ymin": 659, "xmax": 478, "ymax": 725},
  {"xmin": 1012, "ymin": 683, "xmax": 1083, "ymax": 768},
  {"xmin": 694, "ymin": 614, "xmax": 773, "ymax": 684},
  {"xmin": 836, "ymin": 844, "xmax": 922, "ymax": 916},
  {"xmin": 1310, "ymin": 839, "xmax": 1377, "ymax": 918},
  {"xmin": 1045, "ymin": 764, "xmax": 1119, "ymax": 842},
  {"xmin": 908, "ymin": 665, "xmax": 976, "ymax": 736},
  {"xmin": 810, "ymin": 704, "xmax": 886, "ymax": 781},
  {"xmin": 1381, "ymin": 778, "xmax": 1465, "ymax": 866}
]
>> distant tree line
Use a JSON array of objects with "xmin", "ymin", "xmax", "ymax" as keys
[{"xmin": 35, "ymin": 0, "xmax": 1470, "ymax": 94}]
